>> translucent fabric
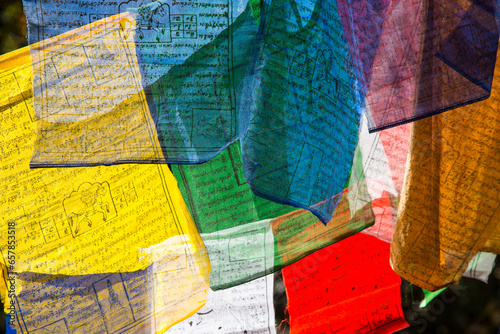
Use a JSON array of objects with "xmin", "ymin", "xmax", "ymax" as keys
[
  {"xmin": 22, "ymin": 0, "xmax": 498, "ymax": 223},
  {"xmin": 237, "ymin": 0, "xmax": 365, "ymax": 223},
  {"xmin": 0, "ymin": 44, "xmax": 209, "ymax": 275},
  {"xmin": 168, "ymin": 274, "xmax": 276, "ymax": 333},
  {"xmin": 23, "ymin": 0, "xmax": 361, "ymax": 222},
  {"xmin": 0, "ymin": 46, "xmax": 211, "ymax": 333},
  {"xmin": 338, "ymin": 0, "xmax": 499, "ymax": 131},
  {"xmin": 391, "ymin": 47, "xmax": 500, "ymax": 291},
  {"xmin": 3, "ymin": 237, "xmax": 210, "ymax": 334},
  {"xmin": 24, "ymin": 0, "xmax": 249, "ymax": 167}
]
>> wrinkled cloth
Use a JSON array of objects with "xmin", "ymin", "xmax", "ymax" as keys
[
  {"xmin": 391, "ymin": 47, "xmax": 500, "ymax": 291},
  {"xmin": 172, "ymin": 139, "xmax": 375, "ymax": 289},
  {"xmin": 282, "ymin": 233, "xmax": 409, "ymax": 334}
]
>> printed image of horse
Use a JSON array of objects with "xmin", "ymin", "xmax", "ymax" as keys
[{"xmin": 63, "ymin": 182, "xmax": 116, "ymax": 235}]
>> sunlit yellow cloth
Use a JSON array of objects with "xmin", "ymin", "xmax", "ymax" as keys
[
  {"xmin": 0, "ymin": 19, "xmax": 209, "ymax": 277},
  {"xmin": 391, "ymin": 49, "xmax": 500, "ymax": 291},
  {"xmin": 2, "ymin": 235, "xmax": 210, "ymax": 333}
]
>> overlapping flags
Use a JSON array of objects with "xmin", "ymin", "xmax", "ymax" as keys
[{"xmin": 1, "ymin": 0, "xmax": 499, "ymax": 333}]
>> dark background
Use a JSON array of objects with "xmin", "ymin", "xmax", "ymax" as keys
[{"xmin": 0, "ymin": 0, "xmax": 26, "ymax": 55}]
